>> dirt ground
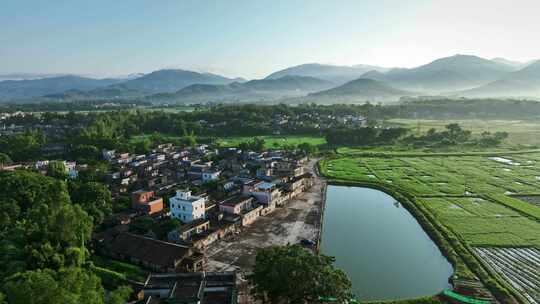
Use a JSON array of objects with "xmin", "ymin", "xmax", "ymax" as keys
[{"xmin": 206, "ymin": 158, "xmax": 326, "ymax": 273}]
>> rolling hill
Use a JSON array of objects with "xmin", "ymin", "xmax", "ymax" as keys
[
  {"xmin": 147, "ymin": 75, "xmax": 334, "ymax": 103},
  {"xmin": 460, "ymin": 60, "xmax": 540, "ymax": 97},
  {"xmin": 307, "ymin": 78, "xmax": 414, "ymax": 102},
  {"xmin": 265, "ymin": 63, "xmax": 389, "ymax": 84},
  {"xmin": 119, "ymin": 69, "xmax": 243, "ymax": 93},
  {"xmin": 360, "ymin": 55, "xmax": 516, "ymax": 92},
  {"xmin": 44, "ymin": 84, "xmax": 144, "ymax": 100},
  {"xmin": 0, "ymin": 75, "xmax": 123, "ymax": 99},
  {"xmin": 3, "ymin": 69, "xmax": 245, "ymax": 101}
]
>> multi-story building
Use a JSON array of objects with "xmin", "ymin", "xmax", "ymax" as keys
[
  {"xmin": 170, "ymin": 190, "xmax": 206, "ymax": 223},
  {"xmin": 131, "ymin": 190, "xmax": 164, "ymax": 215}
]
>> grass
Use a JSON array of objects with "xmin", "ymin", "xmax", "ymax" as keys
[
  {"xmin": 321, "ymin": 155, "xmax": 540, "ymax": 240},
  {"xmin": 91, "ymin": 255, "xmax": 148, "ymax": 282},
  {"xmin": 216, "ymin": 135, "xmax": 326, "ymax": 149},
  {"xmin": 389, "ymin": 118, "xmax": 540, "ymax": 147},
  {"xmin": 129, "ymin": 133, "xmax": 183, "ymax": 144}
]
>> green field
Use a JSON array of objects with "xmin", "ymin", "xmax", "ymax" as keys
[
  {"xmin": 321, "ymin": 154, "xmax": 540, "ymax": 248},
  {"xmin": 320, "ymin": 151, "xmax": 540, "ymax": 301},
  {"xmin": 389, "ymin": 119, "xmax": 540, "ymax": 146},
  {"xmin": 129, "ymin": 134, "xmax": 326, "ymax": 149},
  {"xmin": 216, "ymin": 135, "xmax": 326, "ymax": 148},
  {"xmin": 129, "ymin": 133, "xmax": 183, "ymax": 144}
]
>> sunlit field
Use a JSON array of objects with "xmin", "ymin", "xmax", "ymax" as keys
[
  {"xmin": 320, "ymin": 152, "xmax": 540, "ymax": 301},
  {"xmin": 216, "ymin": 135, "xmax": 326, "ymax": 149},
  {"xmin": 390, "ymin": 119, "xmax": 540, "ymax": 146}
]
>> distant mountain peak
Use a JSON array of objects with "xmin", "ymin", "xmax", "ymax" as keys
[
  {"xmin": 265, "ymin": 63, "xmax": 390, "ymax": 84},
  {"xmin": 308, "ymin": 77, "xmax": 413, "ymax": 102}
]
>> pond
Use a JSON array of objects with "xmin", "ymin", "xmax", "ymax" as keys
[{"xmin": 321, "ymin": 186, "xmax": 453, "ymax": 301}]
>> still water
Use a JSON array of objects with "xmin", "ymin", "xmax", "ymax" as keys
[{"xmin": 321, "ymin": 186, "xmax": 453, "ymax": 301}]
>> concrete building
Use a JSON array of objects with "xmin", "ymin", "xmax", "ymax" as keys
[
  {"xmin": 131, "ymin": 190, "xmax": 164, "ymax": 215},
  {"xmin": 137, "ymin": 272, "xmax": 238, "ymax": 304},
  {"xmin": 202, "ymin": 169, "xmax": 221, "ymax": 182},
  {"xmin": 170, "ymin": 190, "xmax": 206, "ymax": 223}
]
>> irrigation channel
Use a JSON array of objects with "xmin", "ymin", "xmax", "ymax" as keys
[{"xmin": 320, "ymin": 185, "xmax": 454, "ymax": 301}]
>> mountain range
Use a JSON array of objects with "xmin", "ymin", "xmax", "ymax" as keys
[
  {"xmin": 147, "ymin": 75, "xmax": 334, "ymax": 103},
  {"xmin": 307, "ymin": 78, "xmax": 413, "ymax": 102},
  {"xmin": 358, "ymin": 55, "xmax": 517, "ymax": 92},
  {"xmin": 0, "ymin": 75, "xmax": 124, "ymax": 99},
  {"xmin": 265, "ymin": 63, "xmax": 390, "ymax": 84},
  {"xmin": 460, "ymin": 60, "xmax": 540, "ymax": 97},
  {"xmin": 1, "ymin": 55, "xmax": 539, "ymax": 103}
]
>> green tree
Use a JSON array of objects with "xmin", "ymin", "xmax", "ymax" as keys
[
  {"xmin": 153, "ymin": 218, "xmax": 181, "ymax": 240},
  {"xmin": 0, "ymin": 153, "xmax": 12, "ymax": 167},
  {"xmin": 0, "ymin": 130, "xmax": 45, "ymax": 161},
  {"xmin": 107, "ymin": 286, "xmax": 132, "ymax": 304},
  {"xmin": 297, "ymin": 143, "xmax": 317, "ymax": 155},
  {"xmin": 47, "ymin": 161, "xmax": 68, "ymax": 180},
  {"xmin": 129, "ymin": 216, "xmax": 154, "ymax": 235},
  {"xmin": 0, "ymin": 171, "xmax": 93, "ymax": 276},
  {"xmin": 69, "ymin": 181, "xmax": 113, "ymax": 225},
  {"xmin": 70, "ymin": 145, "xmax": 101, "ymax": 163},
  {"xmin": 3, "ymin": 267, "xmax": 105, "ymax": 304},
  {"xmin": 134, "ymin": 138, "xmax": 152, "ymax": 154},
  {"xmin": 249, "ymin": 245, "xmax": 352, "ymax": 303}
]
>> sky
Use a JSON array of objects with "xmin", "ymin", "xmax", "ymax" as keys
[{"xmin": 1, "ymin": 0, "xmax": 539, "ymax": 79}]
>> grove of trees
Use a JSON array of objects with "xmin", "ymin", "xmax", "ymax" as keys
[{"xmin": 249, "ymin": 245, "xmax": 352, "ymax": 303}]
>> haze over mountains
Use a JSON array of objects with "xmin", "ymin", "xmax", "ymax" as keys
[
  {"xmin": 150, "ymin": 75, "xmax": 334, "ymax": 103},
  {"xmin": 1, "ymin": 54, "xmax": 539, "ymax": 103},
  {"xmin": 461, "ymin": 60, "xmax": 540, "ymax": 97},
  {"xmin": 308, "ymin": 78, "xmax": 414, "ymax": 102},
  {"xmin": 265, "ymin": 63, "xmax": 390, "ymax": 84}
]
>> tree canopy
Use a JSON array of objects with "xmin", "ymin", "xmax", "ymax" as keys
[{"xmin": 249, "ymin": 245, "xmax": 352, "ymax": 303}]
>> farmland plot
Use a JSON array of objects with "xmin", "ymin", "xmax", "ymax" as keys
[
  {"xmin": 473, "ymin": 247, "xmax": 540, "ymax": 304},
  {"xmin": 321, "ymin": 152, "xmax": 540, "ymax": 301}
]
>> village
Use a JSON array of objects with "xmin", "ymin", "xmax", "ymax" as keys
[{"xmin": 38, "ymin": 142, "xmax": 320, "ymax": 304}]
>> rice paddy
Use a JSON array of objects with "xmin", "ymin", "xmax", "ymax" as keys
[{"xmin": 320, "ymin": 151, "xmax": 540, "ymax": 302}]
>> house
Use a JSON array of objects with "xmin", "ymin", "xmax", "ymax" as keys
[
  {"xmin": 168, "ymin": 218, "xmax": 211, "ymax": 243},
  {"xmin": 170, "ymin": 190, "xmax": 206, "ymax": 223},
  {"xmin": 202, "ymin": 169, "xmax": 221, "ymax": 182},
  {"xmin": 274, "ymin": 161, "xmax": 303, "ymax": 177},
  {"xmin": 131, "ymin": 190, "xmax": 164, "ymax": 215},
  {"xmin": 242, "ymin": 181, "xmax": 282, "ymax": 206},
  {"xmin": 138, "ymin": 272, "xmax": 238, "ymax": 304},
  {"xmin": 187, "ymin": 164, "xmax": 210, "ymax": 179},
  {"xmin": 107, "ymin": 232, "xmax": 204, "ymax": 272},
  {"xmin": 219, "ymin": 195, "xmax": 262, "ymax": 226}
]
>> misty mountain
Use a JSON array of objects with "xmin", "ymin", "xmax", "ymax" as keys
[
  {"xmin": 459, "ymin": 60, "xmax": 540, "ymax": 97},
  {"xmin": 307, "ymin": 78, "xmax": 414, "ymax": 102},
  {"xmin": 0, "ymin": 73, "xmax": 71, "ymax": 81},
  {"xmin": 22, "ymin": 69, "xmax": 244, "ymax": 101},
  {"xmin": 44, "ymin": 84, "xmax": 145, "ymax": 100},
  {"xmin": 360, "ymin": 55, "xmax": 515, "ymax": 92},
  {"xmin": 265, "ymin": 63, "xmax": 389, "ymax": 84},
  {"xmin": 491, "ymin": 58, "xmax": 527, "ymax": 70},
  {"xmin": 147, "ymin": 75, "xmax": 334, "ymax": 103},
  {"xmin": 119, "ymin": 69, "xmax": 243, "ymax": 93},
  {"xmin": 0, "ymin": 75, "xmax": 123, "ymax": 99}
]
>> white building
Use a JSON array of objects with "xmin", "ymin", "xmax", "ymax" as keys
[{"xmin": 169, "ymin": 190, "xmax": 206, "ymax": 223}]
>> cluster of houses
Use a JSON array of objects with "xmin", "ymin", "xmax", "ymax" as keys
[
  {"xmin": 92, "ymin": 142, "xmax": 314, "ymax": 302},
  {"xmin": 270, "ymin": 112, "xmax": 367, "ymax": 134}
]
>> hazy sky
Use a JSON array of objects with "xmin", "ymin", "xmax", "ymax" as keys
[{"xmin": 1, "ymin": 0, "xmax": 539, "ymax": 79}]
